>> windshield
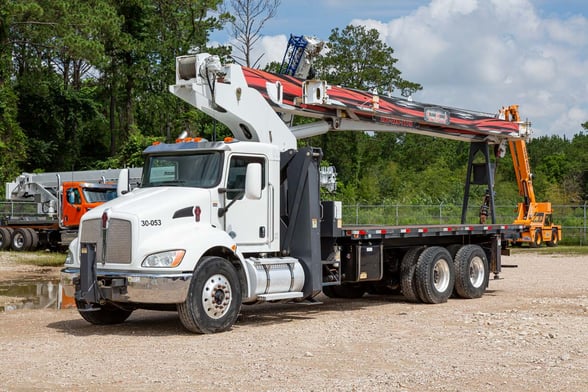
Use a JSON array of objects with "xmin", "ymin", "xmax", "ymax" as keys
[
  {"xmin": 82, "ymin": 188, "xmax": 118, "ymax": 203},
  {"xmin": 532, "ymin": 213, "xmax": 544, "ymax": 223},
  {"xmin": 142, "ymin": 152, "xmax": 222, "ymax": 188}
]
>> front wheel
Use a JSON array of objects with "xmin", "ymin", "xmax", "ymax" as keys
[
  {"xmin": 530, "ymin": 230, "xmax": 542, "ymax": 248},
  {"xmin": 178, "ymin": 256, "xmax": 242, "ymax": 334}
]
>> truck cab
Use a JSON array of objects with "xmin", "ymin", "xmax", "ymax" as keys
[
  {"xmin": 61, "ymin": 138, "xmax": 309, "ymax": 333},
  {"xmin": 61, "ymin": 181, "xmax": 118, "ymax": 228}
]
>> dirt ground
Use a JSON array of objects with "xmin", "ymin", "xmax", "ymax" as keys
[{"xmin": 0, "ymin": 251, "xmax": 587, "ymax": 392}]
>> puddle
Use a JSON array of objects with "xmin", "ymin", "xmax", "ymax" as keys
[{"xmin": 0, "ymin": 280, "xmax": 60, "ymax": 312}]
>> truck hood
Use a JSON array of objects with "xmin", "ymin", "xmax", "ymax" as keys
[{"xmin": 81, "ymin": 187, "xmax": 215, "ymax": 222}]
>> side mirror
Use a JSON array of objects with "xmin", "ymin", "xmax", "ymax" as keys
[
  {"xmin": 245, "ymin": 163, "xmax": 262, "ymax": 200},
  {"xmin": 117, "ymin": 169, "xmax": 130, "ymax": 196}
]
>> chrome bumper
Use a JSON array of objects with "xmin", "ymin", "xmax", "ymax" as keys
[{"xmin": 60, "ymin": 267, "xmax": 192, "ymax": 304}]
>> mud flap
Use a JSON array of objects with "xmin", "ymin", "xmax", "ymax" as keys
[{"xmin": 75, "ymin": 242, "xmax": 103, "ymax": 310}]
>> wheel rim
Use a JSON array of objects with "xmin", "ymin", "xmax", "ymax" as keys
[
  {"xmin": 469, "ymin": 256, "xmax": 485, "ymax": 288},
  {"xmin": 13, "ymin": 233, "xmax": 24, "ymax": 248},
  {"xmin": 201, "ymin": 274, "xmax": 232, "ymax": 319},
  {"xmin": 433, "ymin": 259, "xmax": 451, "ymax": 292}
]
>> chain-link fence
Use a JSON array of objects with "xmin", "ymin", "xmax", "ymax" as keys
[{"xmin": 342, "ymin": 203, "xmax": 588, "ymax": 246}]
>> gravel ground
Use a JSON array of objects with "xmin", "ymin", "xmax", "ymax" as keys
[{"xmin": 0, "ymin": 251, "xmax": 587, "ymax": 391}]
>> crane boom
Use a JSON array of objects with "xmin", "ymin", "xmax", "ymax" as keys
[{"xmin": 170, "ymin": 54, "xmax": 530, "ymax": 152}]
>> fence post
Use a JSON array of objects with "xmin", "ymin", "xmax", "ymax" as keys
[
  {"xmin": 439, "ymin": 202, "xmax": 443, "ymax": 224},
  {"xmin": 580, "ymin": 201, "xmax": 588, "ymax": 245},
  {"xmin": 395, "ymin": 204, "xmax": 399, "ymax": 226},
  {"xmin": 355, "ymin": 203, "xmax": 359, "ymax": 225}
]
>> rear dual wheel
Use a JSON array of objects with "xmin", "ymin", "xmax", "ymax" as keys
[
  {"xmin": 401, "ymin": 246, "xmax": 455, "ymax": 304},
  {"xmin": 415, "ymin": 247, "xmax": 455, "ymax": 304},
  {"xmin": 400, "ymin": 246, "xmax": 425, "ymax": 302},
  {"xmin": 9, "ymin": 228, "xmax": 38, "ymax": 251},
  {"xmin": 453, "ymin": 245, "xmax": 489, "ymax": 299},
  {"xmin": 0, "ymin": 228, "xmax": 11, "ymax": 250},
  {"xmin": 11, "ymin": 228, "xmax": 32, "ymax": 251}
]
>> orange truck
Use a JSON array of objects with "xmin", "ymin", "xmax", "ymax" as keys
[
  {"xmin": 0, "ymin": 169, "xmax": 141, "ymax": 251},
  {"xmin": 501, "ymin": 105, "xmax": 562, "ymax": 247}
]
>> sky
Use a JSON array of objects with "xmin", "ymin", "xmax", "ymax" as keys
[{"xmin": 210, "ymin": 0, "xmax": 588, "ymax": 139}]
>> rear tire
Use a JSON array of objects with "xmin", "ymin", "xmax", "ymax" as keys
[
  {"xmin": 400, "ymin": 246, "xmax": 425, "ymax": 303},
  {"xmin": 11, "ymin": 228, "xmax": 33, "ymax": 251},
  {"xmin": 178, "ymin": 256, "xmax": 242, "ymax": 334},
  {"xmin": 415, "ymin": 246, "xmax": 455, "ymax": 304},
  {"xmin": 0, "ymin": 227, "xmax": 11, "ymax": 250},
  {"xmin": 25, "ymin": 228, "xmax": 39, "ymax": 250},
  {"xmin": 75, "ymin": 300, "xmax": 133, "ymax": 325},
  {"xmin": 453, "ymin": 245, "xmax": 489, "ymax": 299}
]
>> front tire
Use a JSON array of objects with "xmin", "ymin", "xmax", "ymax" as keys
[
  {"xmin": 178, "ymin": 256, "xmax": 242, "ymax": 334},
  {"xmin": 415, "ymin": 246, "xmax": 455, "ymax": 304},
  {"xmin": 453, "ymin": 245, "xmax": 489, "ymax": 299},
  {"xmin": 530, "ymin": 229, "xmax": 542, "ymax": 248}
]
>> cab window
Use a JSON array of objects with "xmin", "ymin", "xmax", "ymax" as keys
[
  {"xmin": 66, "ymin": 188, "xmax": 81, "ymax": 205},
  {"xmin": 226, "ymin": 156, "xmax": 265, "ymax": 199}
]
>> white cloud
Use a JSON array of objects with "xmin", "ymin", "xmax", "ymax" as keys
[
  {"xmin": 347, "ymin": 0, "xmax": 588, "ymax": 138},
  {"xmin": 256, "ymin": 35, "xmax": 288, "ymax": 67}
]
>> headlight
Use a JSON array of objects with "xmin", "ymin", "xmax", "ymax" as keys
[
  {"xmin": 64, "ymin": 250, "xmax": 74, "ymax": 265},
  {"xmin": 142, "ymin": 250, "xmax": 185, "ymax": 268}
]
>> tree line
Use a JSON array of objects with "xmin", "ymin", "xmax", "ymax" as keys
[{"xmin": 1, "ymin": 0, "xmax": 586, "ymax": 206}]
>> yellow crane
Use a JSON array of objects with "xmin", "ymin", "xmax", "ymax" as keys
[{"xmin": 501, "ymin": 105, "xmax": 562, "ymax": 247}]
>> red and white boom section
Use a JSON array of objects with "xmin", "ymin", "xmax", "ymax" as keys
[{"xmin": 170, "ymin": 53, "xmax": 531, "ymax": 152}]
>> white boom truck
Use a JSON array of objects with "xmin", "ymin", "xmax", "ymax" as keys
[{"xmin": 61, "ymin": 53, "xmax": 529, "ymax": 333}]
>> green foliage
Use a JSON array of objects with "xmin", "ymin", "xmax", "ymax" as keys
[
  {"xmin": 95, "ymin": 129, "xmax": 162, "ymax": 169},
  {"xmin": 315, "ymin": 24, "xmax": 421, "ymax": 95},
  {"xmin": 0, "ymin": 84, "xmax": 27, "ymax": 194}
]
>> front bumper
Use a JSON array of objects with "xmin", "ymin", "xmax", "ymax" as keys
[{"xmin": 61, "ymin": 267, "xmax": 192, "ymax": 304}]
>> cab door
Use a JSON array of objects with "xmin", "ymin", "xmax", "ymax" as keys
[
  {"xmin": 62, "ymin": 185, "xmax": 84, "ymax": 227},
  {"xmin": 223, "ymin": 155, "xmax": 272, "ymax": 250}
]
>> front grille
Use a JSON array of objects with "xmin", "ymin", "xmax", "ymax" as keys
[{"xmin": 80, "ymin": 218, "xmax": 132, "ymax": 263}]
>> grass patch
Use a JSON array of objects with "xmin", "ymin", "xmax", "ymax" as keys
[
  {"xmin": 2, "ymin": 251, "xmax": 65, "ymax": 267},
  {"xmin": 511, "ymin": 246, "xmax": 588, "ymax": 256}
]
